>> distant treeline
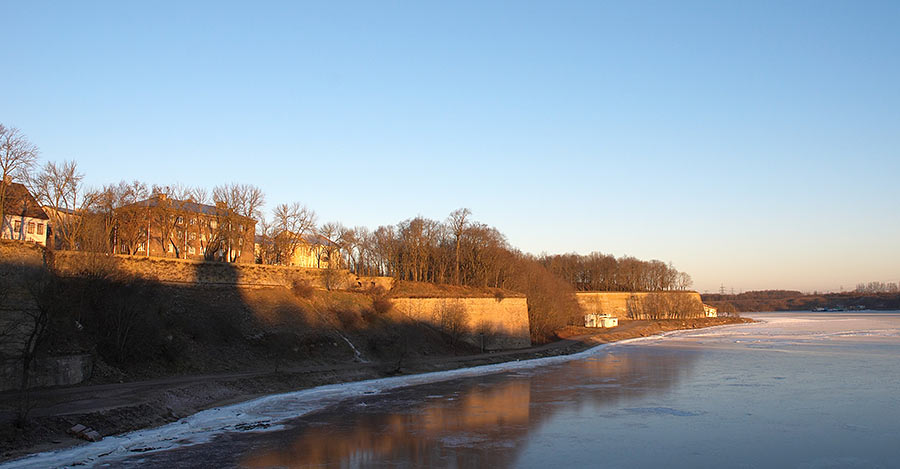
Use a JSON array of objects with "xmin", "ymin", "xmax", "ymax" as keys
[
  {"xmin": 539, "ymin": 252, "xmax": 693, "ymax": 292},
  {"xmin": 854, "ymin": 282, "xmax": 899, "ymax": 294},
  {"xmin": 702, "ymin": 290, "xmax": 900, "ymax": 313}
]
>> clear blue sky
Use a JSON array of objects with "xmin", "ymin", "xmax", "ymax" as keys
[{"xmin": 3, "ymin": 1, "xmax": 899, "ymax": 293}]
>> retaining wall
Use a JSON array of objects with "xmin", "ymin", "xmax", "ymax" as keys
[
  {"xmin": 50, "ymin": 250, "xmax": 391, "ymax": 291},
  {"xmin": 0, "ymin": 354, "xmax": 94, "ymax": 391},
  {"xmin": 390, "ymin": 297, "xmax": 531, "ymax": 350},
  {"xmin": 576, "ymin": 291, "xmax": 704, "ymax": 319}
]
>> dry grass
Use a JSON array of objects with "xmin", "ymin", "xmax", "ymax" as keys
[{"xmin": 389, "ymin": 280, "xmax": 524, "ymax": 299}]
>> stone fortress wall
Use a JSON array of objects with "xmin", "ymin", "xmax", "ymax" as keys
[
  {"xmin": 390, "ymin": 297, "xmax": 532, "ymax": 350},
  {"xmin": 575, "ymin": 291, "xmax": 704, "ymax": 319}
]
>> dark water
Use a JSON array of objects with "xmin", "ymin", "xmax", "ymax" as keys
[{"xmin": 9, "ymin": 313, "xmax": 900, "ymax": 468}]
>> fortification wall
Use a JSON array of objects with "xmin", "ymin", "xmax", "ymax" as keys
[
  {"xmin": 390, "ymin": 297, "xmax": 531, "ymax": 350},
  {"xmin": 50, "ymin": 250, "xmax": 391, "ymax": 291},
  {"xmin": 0, "ymin": 354, "xmax": 93, "ymax": 391},
  {"xmin": 576, "ymin": 291, "xmax": 704, "ymax": 319}
]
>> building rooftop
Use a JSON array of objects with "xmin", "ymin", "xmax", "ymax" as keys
[
  {"xmin": 2, "ymin": 182, "xmax": 48, "ymax": 220},
  {"xmin": 130, "ymin": 194, "xmax": 256, "ymax": 222}
]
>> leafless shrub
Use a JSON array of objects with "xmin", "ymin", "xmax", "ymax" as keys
[
  {"xmin": 322, "ymin": 266, "xmax": 346, "ymax": 291},
  {"xmin": 335, "ymin": 309, "xmax": 364, "ymax": 330},
  {"xmin": 291, "ymin": 278, "xmax": 315, "ymax": 299},
  {"xmin": 433, "ymin": 300, "xmax": 468, "ymax": 345}
]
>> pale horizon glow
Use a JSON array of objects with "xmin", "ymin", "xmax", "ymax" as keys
[{"xmin": 3, "ymin": 1, "xmax": 898, "ymax": 293}]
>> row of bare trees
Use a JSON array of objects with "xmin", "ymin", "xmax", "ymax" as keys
[
  {"xmin": 28, "ymin": 171, "xmax": 266, "ymax": 262},
  {"xmin": 309, "ymin": 210, "xmax": 515, "ymax": 288},
  {"xmin": 539, "ymin": 252, "xmax": 693, "ymax": 292},
  {"xmin": 1, "ymin": 124, "xmax": 277, "ymax": 262},
  {"xmin": 626, "ymin": 292, "xmax": 705, "ymax": 319},
  {"xmin": 854, "ymin": 282, "xmax": 899, "ymax": 294}
]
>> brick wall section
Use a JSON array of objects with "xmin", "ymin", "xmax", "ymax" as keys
[
  {"xmin": 575, "ymin": 291, "xmax": 704, "ymax": 319},
  {"xmin": 390, "ymin": 297, "xmax": 531, "ymax": 350}
]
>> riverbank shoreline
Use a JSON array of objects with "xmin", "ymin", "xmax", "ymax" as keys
[{"xmin": 0, "ymin": 316, "xmax": 751, "ymax": 463}]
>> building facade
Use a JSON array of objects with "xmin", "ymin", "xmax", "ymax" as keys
[
  {"xmin": 118, "ymin": 194, "xmax": 257, "ymax": 263},
  {"xmin": 1, "ymin": 182, "xmax": 49, "ymax": 247}
]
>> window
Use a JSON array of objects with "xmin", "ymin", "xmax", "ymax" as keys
[
  {"xmin": 14, "ymin": 220, "xmax": 21, "ymax": 233},
  {"xmin": 190, "ymin": 218, "xmax": 196, "ymax": 225},
  {"xmin": 27, "ymin": 222, "xmax": 35, "ymax": 234},
  {"xmin": 188, "ymin": 246, "xmax": 196, "ymax": 255},
  {"xmin": 210, "ymin": 220, "xmax": 218, "ymax": 229},
  {"xmin": 176, "ymin": 216, "xmax": 184, "ymax": 225},
  {"xmin": 138, "ymin": 242, "xmax": 146, "ymax": 252},
  {"xmin": 239, "ymin": 224, "xmax": 244, "ymax": 232},
  {"xmin": 238, "ymin": 238, "xmax": 243, "ymax": 246},
  {"xmin": 168, "ymin": 244, "xmax": 174, "ymax": 253},
  {"xmin": 37, "ymin": 224, "xmax": 44, "ymax": 235},
  {"xmin": 190, "ymin": 232, "xmax": 197, "ymax": 240}
]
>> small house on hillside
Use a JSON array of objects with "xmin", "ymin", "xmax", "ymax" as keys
[
  {"xmin": 703, "ymin": 304, "xmax": 718, "ymax": 318},
  {"xmin": 1, "ymin": 181, "xmax": 49, "ymax": 247},
  {"xmin": 585, "ymin": 313, "xmax": 618, "ymax": 328}
]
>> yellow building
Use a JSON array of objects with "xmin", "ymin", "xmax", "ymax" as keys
[{"xmin": 256, "ymin": 232, "xmax": 340, "ymax": 268}]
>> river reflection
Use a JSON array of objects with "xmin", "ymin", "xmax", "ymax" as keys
[{"xmin": 234, "ymin": 348, "xmax": 699, "ymax": 468}]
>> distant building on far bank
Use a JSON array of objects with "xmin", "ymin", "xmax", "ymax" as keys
[
  {"xmin": 1, "ymin": 180, "xmax": 49, "ymax": 247},
  {"xmin": 584, "ymin": 313, "xmax": 619, "ymax": 328},
  {"xmin": 703, "ymin": 304, "xmax": 718, "ymax": 318}
]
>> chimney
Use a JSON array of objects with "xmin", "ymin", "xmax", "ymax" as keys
[{"xmin": 216, "ymin": 201, "xmax": 226, "ymax": 210}]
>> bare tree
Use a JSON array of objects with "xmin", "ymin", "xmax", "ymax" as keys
[
  {"xmin": 29, "ymin": 160, "xmax": 96, "ymax": 250},
  {"xmin": 213, "ymin": 183, "xmax": 265, "ymax": 220},
  {"xmin": 211, "ymin": 183, "xmax": 264, "ymax": 262},
  {"xmin": 677, "ymin": 272, "xmax": 693, "ymax": 291},
  {"xmin": 448, "ymin": 208, "xmax": 471, "ymax": 285},
  {"xmin": 317, "ymin": 222, "xmax": 343, "ymax": 268},
  {"xmin": 271, "ymin": 202, "xmax": 317, "ymax": 265},
  {"xmin": 0, "ymin": 124, "xmax": 40, "ymax": 229}
]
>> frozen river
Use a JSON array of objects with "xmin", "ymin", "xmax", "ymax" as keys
[{"xmin": 7, "ymin": 312, "xmax": 900, "ymax": 468}]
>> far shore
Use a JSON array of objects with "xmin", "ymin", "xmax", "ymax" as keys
[{"xmin": 0, "ymin": 316, "xmax": 751, "ymax": 462}]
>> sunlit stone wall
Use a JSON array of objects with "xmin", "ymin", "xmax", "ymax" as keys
[
  {"xmin": 390, "ymin": 297, "xmax": 532, "ymax": 350},
  {"xmin": 576, "ymin": 291, "xmax": 704, "ymax": 319},
  {"xmin": 51, "ymin": 250, "xmax": 392, "ymax": 291}
]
